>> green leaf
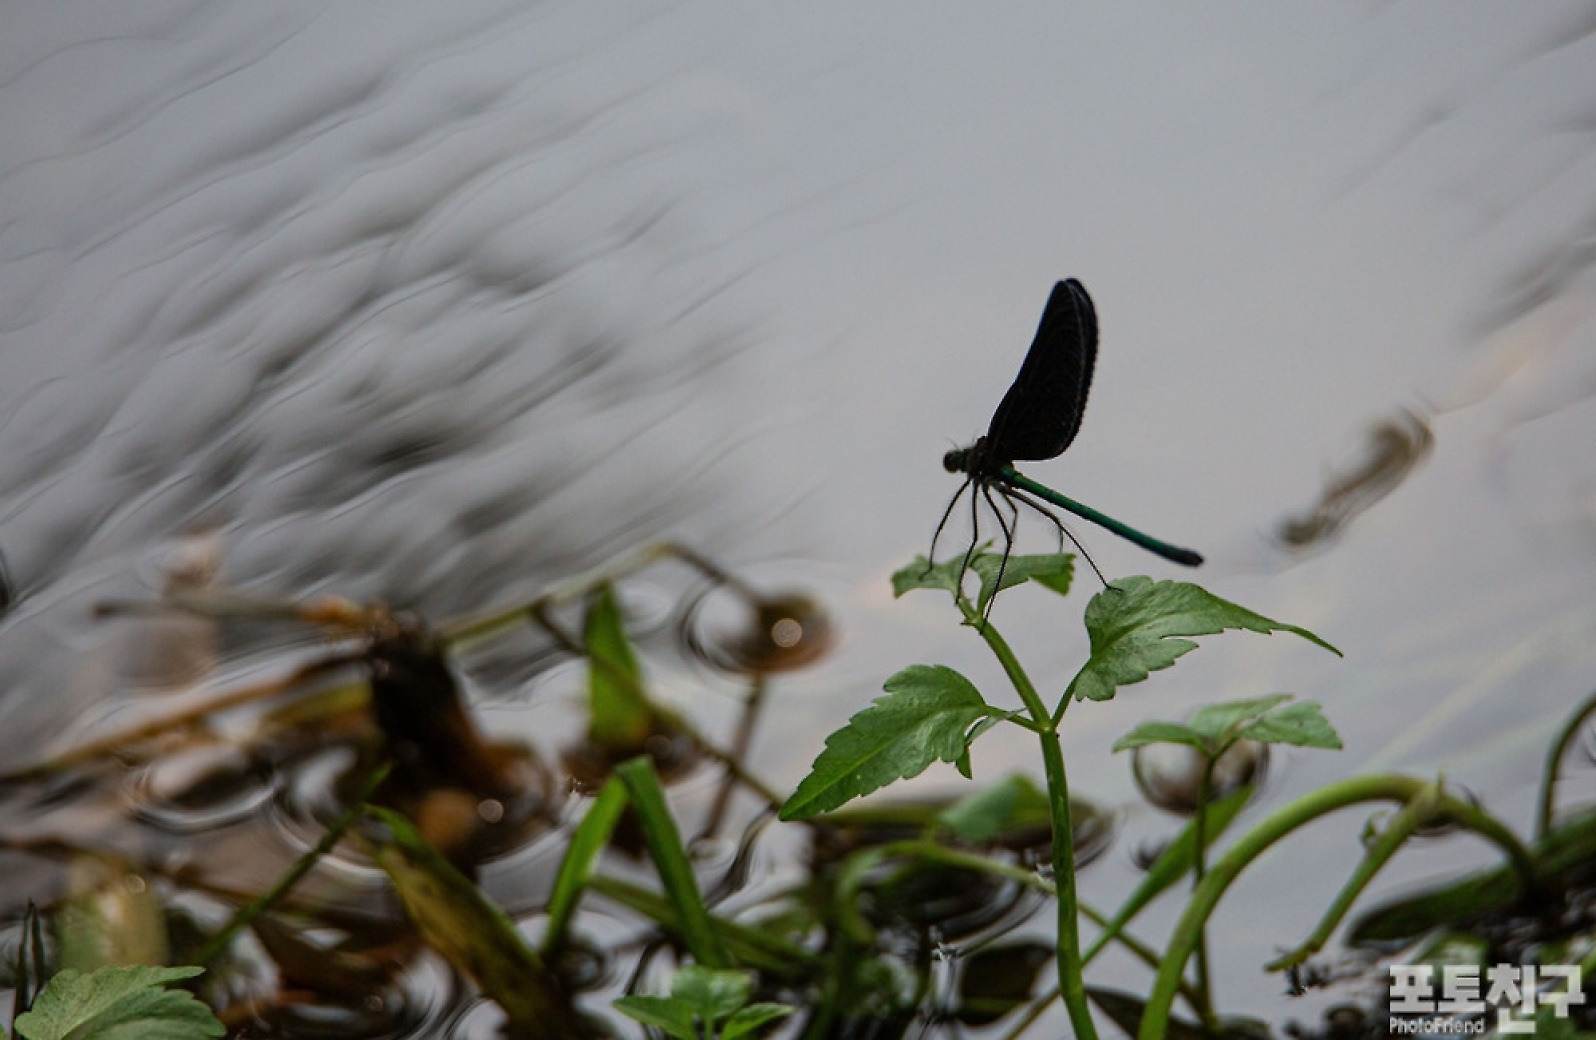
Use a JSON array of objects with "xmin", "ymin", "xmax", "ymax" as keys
[
  {"xmin": 1115, "ymin": 695, "xmax": 1295, "ymax": 755},
  {"xmin": 616, "ymin": 758, "xmax": 728, "ymax": 968},
  {"xmin": 722, "ymin": 1002, "xmax": 796, "ymax": 1040},
  {"xmin": 970, "ymin": 552, "xmax": 1074, "ymax": 613},
  {"xmin": 672, "ymin": 964, "xmax": 751, "ymax": 1022},
  {"xmin": 1237, "ymin": 701, "xmax": 1342, "ymax": 749},
  {"xmin": 937, "ymin": 773, "xmax": 1049, "ymax": 844},
  {"xmin": 14, "ymin": 965, "xmax": 222, "ymax": 1040},
  {"xmin": 1066, "ymin": 578, "xmax": 1341, "ymax": 702},
  {"xmin": 615, "ymin": 966, "xmax": 791, "ymax": 1040},
  {"xmin": 891, "ymin": 555, "xmax": 969, "ymax": 597},
  {"xmin": 1112, "ymin": 696, "xmax": 1341, "ymax": 758},
  {"xmin": 542, "ymin": 776, "xmax": 627, "ymax": 959},
  {"xmin": 779, "ymin": 665, "xmax": 997, "ymax": 820},
  {"xmin": 584, "ymin": 583, "xmax": 652, "ymax": 748},
  {"xmin": 1186, "ymin": 694, "xmax": 1295, "ymax": 743},
  {"xmin": 611, "ymin": 995, "xmax": 699, "ymax": 1039}
]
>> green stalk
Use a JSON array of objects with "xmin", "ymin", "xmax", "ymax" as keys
[
  {"xmin": 1266, "ymin": 783, "xmax": 1442, "ymax": 971},
  {"xmin": 1189, "ymin": 762, "xmax": 1216, "ymax": 1030},
  {"xmin": 1137, "ymin": 775, "xmax": 1542, "ymax": 1040},
  {"xmin": 1537, "ymin": 686, "xmax": 1596, "ymax": 839},
  {"xmin": 960, "ymin": 598, "xmax": 1099, "ymax": 1040},
  {"xmin": 997, "ymin": 904, "xmax": 1209, "ymax": 1036}
]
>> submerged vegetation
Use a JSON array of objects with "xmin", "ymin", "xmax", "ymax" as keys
[{"xmin": 1, "ymin": 540, "xmax": 1594, "ymax": 1038}]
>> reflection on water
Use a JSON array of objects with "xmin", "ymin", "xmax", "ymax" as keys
[
  {"xmin": 1276, "ymin": 409, "xmax": 1434, "ymax": 552},
  {"xmin": 0, "ymin": 2, "xmax": 775, "ymax": 776}
]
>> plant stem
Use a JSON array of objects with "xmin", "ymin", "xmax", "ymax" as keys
[
  {"xmin": 1266, "ymin": 782, "xmax": 1441, "ymax": 971},
  {"xmin": 1190, "ymin": 761, "xmax": 1216, "ymax": 1030},
  {"xmin": 1538, "ymin": 686, "xmax": 1596, "ymax": 839},
  {"xmin": 1137, "ymin": 774, "xmax": 1543, "ymax": 1040},
  {"xmin": 961, "ymin": 600, "xmax": 1099, "ymax": 1040}
]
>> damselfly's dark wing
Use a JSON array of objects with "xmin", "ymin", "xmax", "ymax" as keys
[{"xmin": 984, "ymin": 278, "xmax": 1098, "ymax": 462}]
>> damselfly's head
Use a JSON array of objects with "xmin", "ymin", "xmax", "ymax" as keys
[{"xmin": 944, "ymin": 437, "xmax": 983, "ymax": 472}]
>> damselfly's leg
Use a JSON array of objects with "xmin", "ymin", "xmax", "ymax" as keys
[
  {"xmin": 977, "ymin": 484, "xmax": 1021, "ymax": 623},
  {"xmin": 1007, "ymin": 486, "xmax": 1110, "ymax": 588},
  {"xmin": 954, "ymin": 478, "xmax": 984, "ymax": 598},
  {"xmin": 925, "ymin": 477, "xmax": 973, "ymax": 575}
]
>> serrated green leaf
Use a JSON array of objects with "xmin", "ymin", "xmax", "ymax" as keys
[
  {"xmin": 1186, "ymin": 694, "xmax": 1295, "ymax": 743},
  {"xmin": 722, "ymin": 1002, "xmax": 796, "ymax": 1040},
  {"xmin": 1032, "ymin": 567, "xmax": 1077, "ymax": 598},
  {"xmin": 1067, "ymin": 578, "xmax": 1341, "ymax": 702},
  {"xmin": 14, "ymin": 965, "xmax": 222, "ymax": 1040},
  {"xmin": 1113, "ymin": 697, "xmax": 1342, "ymax": 760},
  {"xmin": 672, "ymin": 964, "xmax": 751, "ymax": 1022},
  {"xmin": 584, "ymin": 583, "xmax": 652, "ymax": 748},
  {"xmin": 1237, "ymin": 701, "xmax": 1341, "ymax": 749},
  {"xmin": 891, "ymin": 555, "xmax": 966, "ymax": 597},
  {"xmin": 970, "ymin": 552, "xmax": 1074, "ymax": 613},
  {"xmin": 612, "ymin": 995, "xmax": 699, "ymax": 1039},
  {"xmin": 779, "ymin": 665, "xmax": 996, "ymax": 820}
]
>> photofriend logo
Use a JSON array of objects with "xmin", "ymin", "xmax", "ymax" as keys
[{"xmin": 1388, "ymin": 963, "xmax": 1586, "ymax": 1034}]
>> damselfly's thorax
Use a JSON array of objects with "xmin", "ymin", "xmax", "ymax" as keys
[{"xmin": 943, "ymin": 437, "xmax": 1002, "ymax": 478}]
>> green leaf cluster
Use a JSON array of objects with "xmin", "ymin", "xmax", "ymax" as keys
[
  {"xmin": 614, "ymin": 964, "xmax": 792, "ymax": 1040},
  {"xmin": 13, "ymin": 965, "xmax": 223, "ymax": 1040},
  {"xmin": 788, "ymin": 557, "xmax": 1339, "ymax": 822},
  {"xmin": 785, "ymin": 548, "xmax": 1348, "ymax": 1040}
]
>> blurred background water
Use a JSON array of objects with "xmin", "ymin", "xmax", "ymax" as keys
[{"xmin": 3, "ymin": 1, "xmax": 1596, "ymax": 1031}]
